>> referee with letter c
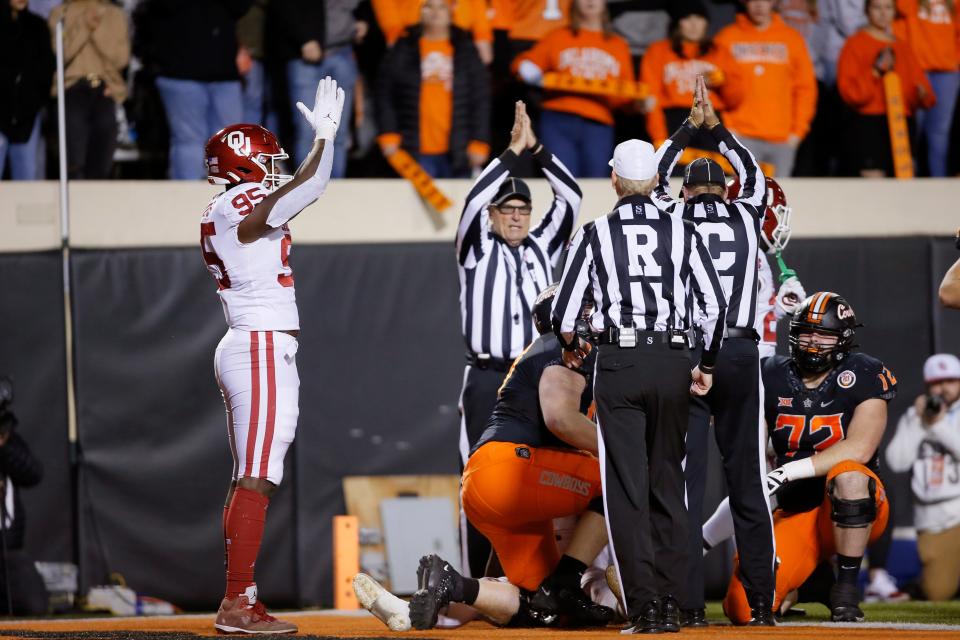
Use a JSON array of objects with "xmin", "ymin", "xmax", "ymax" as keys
[
  {"xmin": 653, "ymin": 76, "xmax": 777, "ymax": 626},
  {"xmin": 552, "ymin": 132, "xmax": 727, "ymax": 633}
]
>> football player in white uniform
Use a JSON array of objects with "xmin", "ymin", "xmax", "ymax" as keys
[
  {"xmin": 727, "ymin": 176, "xmax": 806, "ymax": 360},
  {"xmin": 201, "ymin": 77, "xmax": 344, "ymax": 634}
]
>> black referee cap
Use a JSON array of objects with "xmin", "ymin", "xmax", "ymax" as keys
[
  {"xmin": 683, "ymin": 157, "xmax": 725, "ymax": 186},
  {"xmin": 492, "ymin": 177, "xmax": 532, "ymax": 206}
]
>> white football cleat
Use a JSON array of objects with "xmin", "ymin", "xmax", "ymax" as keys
[{"xmin": 353, "ymin": 572, "xmax": 411, "ymax": 631}]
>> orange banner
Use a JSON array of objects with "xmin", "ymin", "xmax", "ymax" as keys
[
  {"xmin": 883, "ymin": 72, "xmax": 914, "ymax": 179},
  {"xmin": 542, "ymin": 72, "xmax": 649, "ymax": 100},
  {"xmin": 385, "ymin": 149, "xmax": 454, "ymax": 213}
]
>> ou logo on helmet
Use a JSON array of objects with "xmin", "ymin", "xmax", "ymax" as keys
[{"xmin": 226, "ymin": 131, "xmax": 251, "ymax": 157}]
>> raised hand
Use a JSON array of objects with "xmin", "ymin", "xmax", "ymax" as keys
[
  {"xmin": 296, "ymin": 76, "xmax": 345, "ymax": 142},
  {"xmin": 700, "ymin": 75, "xmax": 720, "ymax": 129},
  {"xmin": 509, "ymin": 101, "xmax": 527, "ymax": 155},
  {"xmin": 688, "ymin": 78, "xmax": 705, "ymax": 128},
  {"xmin": 523, "ymin": 105, "xmax": 539, "ymax": 150}
]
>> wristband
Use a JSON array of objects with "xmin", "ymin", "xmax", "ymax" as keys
[
  {"xmin": 781, "ymin": 457, "xmax": 816, "ymax": 482},
  {"xmin": 698, "ymin": 363, "xmax": 715, "ymax": 375},
  {"xmin": 316, "ymin": 121, "xmax": 338, "ymax": 142}
]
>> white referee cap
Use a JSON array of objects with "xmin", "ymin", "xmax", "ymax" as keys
[
  {"xmin": 609, "ymin": 139, "xmax": 657, "ymax": 181},
  {"xmin": 924, "ymin": 354, "xmax": 960, "ymax": 383}
]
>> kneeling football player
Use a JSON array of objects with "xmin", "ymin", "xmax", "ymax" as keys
[
  {"xmin": 723, "ymin": 292, "xmax": 897, "ymax": 624},
  {"xmin": 410, "ymin": 285, "xmax": 614, "ymax": 630}
]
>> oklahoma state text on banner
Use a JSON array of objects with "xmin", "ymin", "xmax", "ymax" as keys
[{"xmin": 542, "ymin": 72, "xmax": 650, "ymax": 100}]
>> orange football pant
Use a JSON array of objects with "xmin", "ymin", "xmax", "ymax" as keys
[
  {"xmin": 462, "ymin": 441, "xmax": 602, "ymax": 591},
  {"xmin": 724, "ymin": 460, "xmax": 889, "ymax": 624}
]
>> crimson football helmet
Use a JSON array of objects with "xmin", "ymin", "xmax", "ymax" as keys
[
  {"xmin": 205, "ymin": 124, "xmax": 291, "ymax": 191},
  {"xmin": 726, "ymin": 175, "xmax": 792, "ymax": 255}
]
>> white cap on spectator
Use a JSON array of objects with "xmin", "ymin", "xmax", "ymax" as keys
[
  {"xmin": 609, "ymin": 139, "xmax": 657, "ymax": 181},
  {"xmin": 924, "ymin": 354, "xmax": 960, "ymax": 383}
]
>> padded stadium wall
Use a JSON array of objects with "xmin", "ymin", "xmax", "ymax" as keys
[{"xmin": 1, "ymin": 180, "xmax": 958, "ymax": 609}]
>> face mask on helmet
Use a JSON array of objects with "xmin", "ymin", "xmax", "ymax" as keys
[
  {"xmin": 788, "ymin": 292, "xmax": 858, "ymax": 374},
  {"xmin": 255, "ymin": 151, "xmax": 293, "ymax": 192},
  {"xmin": 533, "ymin": 285, "xmax": 594, "ymax": 337}
]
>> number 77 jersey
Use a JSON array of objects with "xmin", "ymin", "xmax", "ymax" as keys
[
  {"xmin": 763, "ymin": 352, "xmax": 897, "ymax": 505},
  {"xmin": 200, "ymin": 182, "xmax": 299, "ymax": 331}
]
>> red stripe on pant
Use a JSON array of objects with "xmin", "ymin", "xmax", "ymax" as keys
[
  {"xmin": 244, "ymin": 332, "xmax": 261, "ymax": 477},
  {"xmin": 259, "ymin": 332, "xmax": 277, "ymax": 478}
]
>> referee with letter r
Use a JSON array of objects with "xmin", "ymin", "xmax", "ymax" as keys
[
  {"xmin": 654, "ymin": 76, "xmax": 777, "ymax": 626},
  {"xmin": 456, "ymin": 101, "xmax": 581, "ymax": 577},
  {"xmin": 552, "ymin": 127, "xmax": 727, "ymax": 632}
]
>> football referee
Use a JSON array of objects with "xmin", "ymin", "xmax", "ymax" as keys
[
  {"xmin": 552, "ymin": 136, "xmax": 727, "ymax": 633},
  {"xmin": 456, "ymin": 101, "xmax": 581, "ymax": 577},
  {"xmin": 653, "ymin": 76, "xmax": 776, "ymax": 626}
]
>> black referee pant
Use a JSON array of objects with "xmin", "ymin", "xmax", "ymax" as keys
[
  {"xmin": 681, "ymin": 335, "xmax": 775, "ymax": 612},
  {"xmin": 458, "ymin": 361, "xmax": 508, "ymax": 578},
  {"xmin": 595, "ymin": 338, "xmax": 691, "ymax": 613}
]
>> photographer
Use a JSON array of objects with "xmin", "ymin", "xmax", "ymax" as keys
[
  {"xmin": 0, "ymin": 376, "xmax": 46, "ymax": 615},
  {"xmin": 886, "ymin": 355, "xmax": 960, "ymax": 601}
]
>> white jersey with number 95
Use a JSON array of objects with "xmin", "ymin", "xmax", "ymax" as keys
[{"xmin": 200, "ymin": 182, "xmax": 299, "ymax": 331}]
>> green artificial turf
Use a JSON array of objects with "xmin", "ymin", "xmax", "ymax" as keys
[{"xmin": 704, "ymin": 600, "xmax": 960, "ymax": 625}]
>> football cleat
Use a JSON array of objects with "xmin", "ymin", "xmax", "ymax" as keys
[
  {"xmin": 409, "ymin": 554, "xmax": 461, "ymax": 630},
  {"xmin": 530, "ymin": 573, "xmax": 614, "ymax": 628},
  {"xmin": 352, "ymin": 573, "xmax": 411, "ymax": 631},
  {"xmin": 830, "ymin": 583, "xmax": 865, "ymax": 622},
  {"xmin": 214, "ymin": 588, "xmax": 297, "ymax": 635},
  {"xmin": 864, "ymin": 569, "xmax": 910, "ymax": 603}
]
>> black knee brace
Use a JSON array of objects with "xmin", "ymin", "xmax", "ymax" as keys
[{"xmin": 828, "ymin": 477, "xmax": 877, "ymax": 528}]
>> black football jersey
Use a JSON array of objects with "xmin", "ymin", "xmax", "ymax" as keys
[
  {"xmin": 763, "ymin": 352, "xmax": 897, "ymax": 512},
  {"xmin": 471, "ymin": 334, "xmax": 595, "ymax": 454}
]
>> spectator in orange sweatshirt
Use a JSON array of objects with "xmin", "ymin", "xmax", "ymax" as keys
[
  {"xmin": 375, "ymin": 0, "xmax": 490, "ymax": 178},
  {"xmin": 838, "ymin": 0, "xmax": 935, "ymax": 176},
  {"xmin": 513, "ymin": 0, "xmax": 634, "ymax": 176},
  {"xmin": 715, "ymin": 0, "xmax": 817, "ymax": 176},
  {"xmin": 373, "ymin": 0, "xmax": 494, "ymax": 64},
  {"xmin": 641, "ymin": 0, "xmax": 745, "ymax": 151},
  {"xmin": 894, "ymin": 0, "xmax": 959, "ymax": 176}
]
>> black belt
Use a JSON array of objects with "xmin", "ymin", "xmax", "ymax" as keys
[
  {"xmin": 466, "ymin": 352, "xmax": 513, "ymax": 372},
  {"xmin": 726, "ymin": 326, "xmax": 760, "ymax": 342},
  {"xmin": 598, "ymin": 328, "xmax": 670, "ymax": 346}
]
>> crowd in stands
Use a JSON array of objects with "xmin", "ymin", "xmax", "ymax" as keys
[{"xmin": 1, "ymin": 0, "xmax": 959, "ymax": 180}]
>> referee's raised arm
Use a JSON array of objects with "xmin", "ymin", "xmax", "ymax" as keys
[{"xmin": 528, "ymin": 147, "xmax": 582, "ymax": 267}]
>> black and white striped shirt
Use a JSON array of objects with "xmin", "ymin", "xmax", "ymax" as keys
[
  {"xmin": 552, "ymin": 194, "xmax": 728, "ymax": 365},
  {"xmin": 653, "ymin": 123, "xmax": 766, "ymax": 330},
  {"xmin": 457, "ymin": 146, "xmax": 581, "ymax": 360}
]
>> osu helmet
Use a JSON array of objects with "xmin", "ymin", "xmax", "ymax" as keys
[
  {"xmin": 533, "ymin": 284, "xmax": 594, "ymax": 338},
  {"xmin": 205, "ymin": 124, "xmax": 291, "ymax": 191},
  {"xmin": 726, "ymin": 175, "xmax": 792, "ymax": 255},
  {"xmin": 788, "ymin": 292, "xmax": 860, "ymax": 373}
]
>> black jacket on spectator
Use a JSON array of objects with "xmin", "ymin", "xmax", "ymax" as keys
[
  {"xmin": 133, "ymin": 0, "xmax": 253, "ymax": 82},
  {"xmin": 375, "ymin": 26, "xmax": 490, "ymax": 174},
  {"xmin": 0, "ymin": 1, "xmax": 54, "ymax": 143},
  {"xmin": 0, "ymin": 432, "xmax": 43, "ymax": 551},
  {"xmin": 268, "ymin": 0, "xmax": 325, "ymax": 61}
]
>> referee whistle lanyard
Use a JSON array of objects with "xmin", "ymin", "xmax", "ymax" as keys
[{"xmin": 508, "ymin": 246, "xmax": 526, "ymax": 325}]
